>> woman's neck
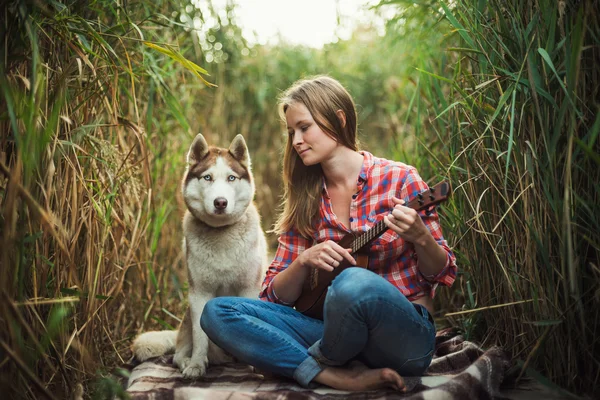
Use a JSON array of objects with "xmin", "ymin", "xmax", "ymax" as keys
[{"xmin": 321, "ymin": 146, "xmax": 364, "ymax": 190}]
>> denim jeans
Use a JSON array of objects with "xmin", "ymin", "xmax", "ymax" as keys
[{"xmin": 201, "ymin": 267, "xmax": 436, "ymax": 387}]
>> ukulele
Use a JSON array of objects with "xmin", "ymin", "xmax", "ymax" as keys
[{"xmin": 294, "ymin": 181, "xmax": 452, "ymax": 320}]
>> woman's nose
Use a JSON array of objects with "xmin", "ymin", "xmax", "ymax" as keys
[{"xmin": 292, "ymin": 131, "xmax": 303, "ymax": 146}]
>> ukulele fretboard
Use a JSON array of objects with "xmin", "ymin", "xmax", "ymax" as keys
[{"xmin": 351, "ymin": 220, "xmax": 387, "ymax": 253}]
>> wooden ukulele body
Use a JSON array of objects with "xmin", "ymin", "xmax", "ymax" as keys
[{"xmin": 293, "ymin": 232, "xmax": 369, "ymax": 320}]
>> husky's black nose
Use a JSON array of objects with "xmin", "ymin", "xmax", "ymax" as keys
[{"xmin": 214, "ymin": 197, "xmax": 228, "ymax": 210}]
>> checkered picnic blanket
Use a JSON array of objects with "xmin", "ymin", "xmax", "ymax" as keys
[{"xmin": 126, "ymin": 328, "xmax": 510, "ymax": 399}]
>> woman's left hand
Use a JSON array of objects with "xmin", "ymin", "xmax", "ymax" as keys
[{"xmin": 383, "ymin": 197, "xmax": 430, "ymax": 246}]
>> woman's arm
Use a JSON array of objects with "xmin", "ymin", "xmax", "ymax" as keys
[
  {"xmin": 269, "ymin": 257, "xmax": 310, "ymax": 305},
  {"xmin": 261, "ymin": 233, "xmax": 356, "ymax": 306},
  {"xmin": 270, "ymin": 240, "xmax": 357, "ymax": 305},
  {"xmin": 383, "ymin": 197, "xmax": 448, "ymax": 277}
]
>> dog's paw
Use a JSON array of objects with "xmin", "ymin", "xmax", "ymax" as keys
[
  {"xmin": 182, "ymin": 357, "xmax": 208, "ymax": 379},
  {"xmin": 132, "ymin": 331, "xmax": 178, "ymax": 361},
  {"xmin": 173, "ymin": 353, "xmax": 191, "ymax": 370},
  {"xmin": 133, "ymin": 345, "xmax": 160, "ymax": 362}
]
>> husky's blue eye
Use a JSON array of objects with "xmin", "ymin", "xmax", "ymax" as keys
[
  {"xmin": 202, "ymin": 175, "xmax": 212, "ymax": 181},
  {"xmin": 228, "ymin": 175, "xmax": 236, "ymax": 182}
]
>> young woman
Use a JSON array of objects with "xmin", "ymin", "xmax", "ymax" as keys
[{"xmin": 201, "ymin": 76, "xmax": 457, "ymax": 392}]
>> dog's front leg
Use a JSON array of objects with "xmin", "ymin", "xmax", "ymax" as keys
[
  {"xmin": 173, "ymin": 308, "xmax": 193, "ymax": 370},
  {"xmin": 181, "ymin": 293, "xmax": 211, "ymax": 378}
]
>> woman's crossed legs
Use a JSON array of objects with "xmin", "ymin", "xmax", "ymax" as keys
[{"xmin": 201, "ymin": 268, "xmax": 435, "ymax": 391}]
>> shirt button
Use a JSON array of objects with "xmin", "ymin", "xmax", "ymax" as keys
[
  {"xmin": 349, "ymin": 217, "xmax": 354, "ymax": 222},
  {"xmin": 352, "ymin": 194, "xmax": 357, "ymax": 199}
]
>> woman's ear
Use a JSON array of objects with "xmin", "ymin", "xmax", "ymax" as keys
[{"xmin": 336, "ymin": 110, "xmax": 346, "ymax": 128}]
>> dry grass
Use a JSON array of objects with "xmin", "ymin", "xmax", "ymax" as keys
[{"xmin": 0, "ymin": 1, "xmax": 192, "ymax": 398}]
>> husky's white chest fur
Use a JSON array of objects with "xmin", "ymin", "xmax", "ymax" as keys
[{"xmin": 183, "ymin": 204, "xmax": 266, "ymax": 295}]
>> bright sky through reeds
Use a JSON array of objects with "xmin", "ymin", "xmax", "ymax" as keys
[{"xmin": 195, "ymin": 0, "xmax": 388, "ymax": 48}]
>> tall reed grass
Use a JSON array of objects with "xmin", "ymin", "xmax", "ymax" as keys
[
  {"xmin": 391, "ymin": 0, "xmax": 599, "ymax": 395},
  {"xmin": 0, "ymin": 1, "xmax": 213, "ymax": 397}
]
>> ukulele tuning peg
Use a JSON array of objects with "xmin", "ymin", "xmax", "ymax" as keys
[{"xmin": 429, "ymin": 194, "xmax": 435, "ymax": 201}]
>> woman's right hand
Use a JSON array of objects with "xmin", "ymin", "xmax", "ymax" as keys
[{"xmin": 298, "ymin": 240, "xmax": 356, "ymax": 272}]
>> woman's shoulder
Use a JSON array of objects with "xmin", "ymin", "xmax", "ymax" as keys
[{"xmin": 365, "ymin": 151, "xmax": 418, "ymax": 177}]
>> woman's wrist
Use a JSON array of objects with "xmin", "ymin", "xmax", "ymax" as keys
[
  {"xmin": 287, "ymin": 255, "xmax": 311, "ymax": 281},
  {"xmin": 413, "ymin": 228, "xmax": 434, "ymax": 249},
  {"xmin": 413, "ymin": 234, "xmax": 448, "ymax": 278},
  {"xmin": 295, "ymin": 252, "xmax": 310, "ymax": 270}
]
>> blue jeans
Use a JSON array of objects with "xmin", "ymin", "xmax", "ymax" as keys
[{"xmin": 201, "ymin": 267, "xmax": 435, "ymax": 387}]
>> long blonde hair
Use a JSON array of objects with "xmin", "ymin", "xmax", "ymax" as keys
[{"xmin": 272, "ymin": 76, "xmax": 359, "ymax": 238}]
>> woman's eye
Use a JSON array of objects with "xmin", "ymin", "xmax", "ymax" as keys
[
  {"xmin": 228, "ymin": 175, "xmax": 236, "ymax": 182},
  {"xmin": 202, "ymin": 175, "xmax": 212, "ymax": 181},
  {"xmin": 301, "ymin": 125, "xmax": 309, "ymax": 132}
]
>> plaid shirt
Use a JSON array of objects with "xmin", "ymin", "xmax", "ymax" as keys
[{"xmin": 260, "ymin": 151, "xmax": 457, "ymax": 305}]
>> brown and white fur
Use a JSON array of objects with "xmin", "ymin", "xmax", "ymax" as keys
[{"xmin": 132, "ymin": 134, "xmax": 268, "ymax": 378}]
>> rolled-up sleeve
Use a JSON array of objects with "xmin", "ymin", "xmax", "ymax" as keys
[
  {"xmin": 419, "ymin": 246, "xmax": 457, "ymax": 298},
  {"xmin": 259, "ymin": 229, "xmax": 311, "ymax": 304}
]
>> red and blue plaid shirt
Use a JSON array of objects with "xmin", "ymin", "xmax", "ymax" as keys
[{"xmin": 260, "ymin": 151, "xmax": 457, "ymax": 304}]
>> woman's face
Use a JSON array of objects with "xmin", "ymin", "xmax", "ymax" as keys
[{"xmin": 285, "ymin": 102, "xmax": 338, "ymax": 166}]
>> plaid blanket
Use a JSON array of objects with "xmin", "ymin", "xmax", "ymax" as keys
[{"xmin": 126, "ymin": 328, "xmax": 510, "ymax": 399}]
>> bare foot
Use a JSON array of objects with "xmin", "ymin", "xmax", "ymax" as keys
[{"xmin": 313, "ymin": 361, "xmax": 405, "ymax": 392}]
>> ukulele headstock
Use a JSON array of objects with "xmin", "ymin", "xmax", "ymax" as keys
[{"xmin": 405, "ymin": 181, "xmax": 452, "ymax": 212}]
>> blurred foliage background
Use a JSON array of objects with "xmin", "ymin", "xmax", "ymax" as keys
[{"xmin": 0, "ymin": 0, "xmax": 598, "ymax": 398}]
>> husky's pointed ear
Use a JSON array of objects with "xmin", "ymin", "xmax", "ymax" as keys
[
  {"xmin": 187, "ymin": 133, "xmax": 209, "ymax": 164},
  {"xmin": 229, "ymin": 134, "xmax": 250, "ymax": 168}
]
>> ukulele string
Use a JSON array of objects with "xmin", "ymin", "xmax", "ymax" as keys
[
  {"xmin": 350, "ymin": 189, "xmax": 437, "ymax": 254},
  {"xmin": 352, "ymin": 220, "xmax": 386, "ymax": 254}
]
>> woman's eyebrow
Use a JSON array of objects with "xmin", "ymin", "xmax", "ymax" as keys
[{"xmin": 287, "ymin": 119, "xmax": 310, "ymax": 129}]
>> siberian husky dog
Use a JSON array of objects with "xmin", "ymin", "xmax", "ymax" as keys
[{"xmin": 132, "ymin": 133, "xmax": 268, "ymax": 378}]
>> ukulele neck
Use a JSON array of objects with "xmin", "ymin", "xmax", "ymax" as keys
[{"xmin": 351, "ymin": 220, "xmax": 387, "ymax": 254}]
